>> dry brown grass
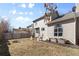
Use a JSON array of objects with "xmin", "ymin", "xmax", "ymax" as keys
[{"xmin": 8, "ymin": 38, "xmax": 79, "ymax": 56}]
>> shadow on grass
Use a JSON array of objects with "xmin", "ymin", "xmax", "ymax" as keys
[{"xmin": 0, "ymin": 38, "xmax": 10, "ymax": 56}]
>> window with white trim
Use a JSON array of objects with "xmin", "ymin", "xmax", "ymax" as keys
[
  {"xmin": 36, "ymin": 28, "xmax": 40, "ymax": 33},
  {"xmin": 54, "ymin": 24, "xmax": 63, "ymax": 36}
]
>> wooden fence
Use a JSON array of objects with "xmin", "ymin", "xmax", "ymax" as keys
[{"xmin": 3, "ymin": 32, "xmax": 31, "ymax": 40}]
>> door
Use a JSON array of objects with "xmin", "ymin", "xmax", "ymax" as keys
[{"xmin": 35, "ymin": 28, "xmax": 40, "ymax": 38}]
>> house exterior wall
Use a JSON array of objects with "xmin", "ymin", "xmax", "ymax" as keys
[
  {"xmin": 48, "ymin": 19, "xmax": 76, "ymax": 44},
  {"xmin": 33, "ymin": 19, "xmax": 49, "ymax": 41},
  {"xmin": 63, "ymin": 19, "xmax": 76, "ymax": 44}
]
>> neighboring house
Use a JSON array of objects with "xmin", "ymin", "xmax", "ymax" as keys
[
  {"xmin": 12, "ymin": 28, "xmax": 28, "ymax": 39},
  {"xmin": 12, "ymin": 28, "xmax": 31, "ymax": 39},
  {"xmin": 4, "ymin": 28, "xmax": 31, "ymax": 39},
  {"xmin": 27, "ymin": 24, "xmax": 33, "ymax": 29},
  {"xmin": 27, "ymin": 24, "xmax": 34, "ymax": 35}
]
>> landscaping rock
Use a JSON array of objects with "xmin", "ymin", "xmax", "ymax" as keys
[
  {"xmin": 57, "ymin": 38, "xmax": 65, "ymax": 44},
  {"xmin": 50, "ymin": 38, "xmax": 57, "ymax": 43}
]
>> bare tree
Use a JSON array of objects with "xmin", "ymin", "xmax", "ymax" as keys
[
  {"xmin": 0, "ymin": 23, "xmax": 3, "ymax": 40},
  {"xmin": 0, "ymin": 17, "xmax": 10, "ymax": 40},
  {"xmin": 1, "ymin": 18, "xmax": 9, "ymax": 33},
  {"xmin": 0, "ymin": 17, "xmax": 10, "ymax": 56}
]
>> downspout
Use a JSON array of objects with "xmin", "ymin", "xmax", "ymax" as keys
[
  {"xmin": 73, "ymin": 11, "xmax": 77, "ymax": 45},
  {"xmin": 74, "ymin": 12, "xmax": 77, "ymax": 45},
  {"xmin": 72, "ymin": 5, "xmax": 77, "ymax": 45}
]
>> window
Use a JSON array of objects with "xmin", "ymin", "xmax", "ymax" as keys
[
  {"xmin": 36, "ymin": 28, "xmax": 40, "ymax": 33},
  {"xmin": 54, "ymin": 24, "xmax": 63, "ymax": 36},
  {"xmin": 41, "ymin": 28, "xmax": 45, "ymax": 31},
  {"xmin": 54, "ymin": 33, "xmax": 57, "ymax": 36},
  {"xmin": 58, "ymin": 33, "xmax": 62, "ymax": 36}
]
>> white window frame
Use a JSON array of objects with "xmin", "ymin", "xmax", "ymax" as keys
[{"xmin": 54, "ymin": 24, "xmax": 63, "ymax": 37}]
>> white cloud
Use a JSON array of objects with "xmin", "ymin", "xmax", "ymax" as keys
[
  {"xmin": 25, "ymin": 12, "xmax": 28, "ymax": 15},
  {"xmin": 29, "ymin": 12, "xmax": 33, "ymax": 15},
  {"xmin": 18, "ymin": 12, "xmax": 24, "ymax": 15},
  {"xmin": 40, "ymin": 11, "xmax": 44, "ymax": 14},
  {"xmin": 15, "ymin": 16, "xmax": 30, "ymax": 22},
  {"xmin": 16, "ymin": 16, "xmax": 23, "ymax": 20},
  {"xmin": 28, "ymin": 3, "xmax": 35, "ymax": 8},
  {"xmin": 10, "ymin": 10, "xmax": 16, "ymax": 15},
  {"xmin": 1, "ymin": 16, "xmax": 9, "ymax": 21},
  {"xmin": 1, "ymin": 16, "xmax": 7, "ymax": 18},
  {"xmin": 18, "ymin": 3, "xmax": 35, "ymax": 9},
  {"xmin": 4, "ymin": 17, "xmax": 9, "ymax": 21},
  {"xmin": 12, "ymin": 3, "xmax": 16, "ymax": 5},
  {"xmin": 19, "ymin": 4, "xmax": 27, "ymax": 8}
]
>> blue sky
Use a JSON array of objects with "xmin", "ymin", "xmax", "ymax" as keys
[{"xmin": 0, "ymin": 3, "xmax": 75, "ymax": 28}]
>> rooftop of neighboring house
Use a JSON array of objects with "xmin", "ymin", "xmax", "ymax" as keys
[
  {"xmin": 27, "ymin": 24, "xmax": 33, "ymax": 28},
  {"xmin": 13, "ymin": 28, "xmax": 30, "ymax": 33},
  {"xmin": 33, "ymin": 15, "xmax": 45, "ymax": 23},
  {"xmin": 47, "ymin": 12, "xmax": 79, "ymax": 25}
]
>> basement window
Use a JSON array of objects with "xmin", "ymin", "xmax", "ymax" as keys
[{"xmin": 54, "ymin": 24, "xmax": 63, "ymax": 36}]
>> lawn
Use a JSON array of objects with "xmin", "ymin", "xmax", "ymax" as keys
[{"xmin": 8, "ymin": 38, "xmax": 79, "ymax": 56}]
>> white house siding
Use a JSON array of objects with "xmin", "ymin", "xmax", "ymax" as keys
[
  {"xmin": 33, "ymin": 19, "xmax": 49, "ymax": 41},
  {"xmin": 62, "ymin": 19, "xmax": 76, "ymax": 44},
  {"xmin": 47, "ymin": 25, "xmax": 54, "ymax": 38},
  {"xmin": 47, "ymin": 19, "xmax": 76, "ymax": 44}
]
